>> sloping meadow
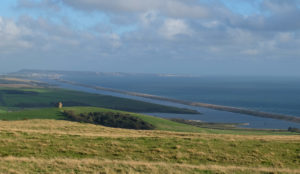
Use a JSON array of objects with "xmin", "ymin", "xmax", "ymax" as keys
[{"xmin": 0, "ymin": 119, "xmax": 299, "ymax": 173}]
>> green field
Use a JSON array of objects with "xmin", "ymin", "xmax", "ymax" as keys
[
  {"xmin": 0, "ymin": 87, "xmax": 198, "ymax": 114},
  {"xmin": 0, "ymin": 108, "xmax": 6, "ymax": 114},
  {"xmin": 0, "ymin": 106, "xmax": 297, "ymax": 135}
]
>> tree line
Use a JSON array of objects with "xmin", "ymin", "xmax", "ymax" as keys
[{"xmin": 63, "ymin": 110, "xmax": 155, "ymax": 130}]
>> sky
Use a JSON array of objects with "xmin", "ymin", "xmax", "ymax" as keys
[{"xmin": 0, "ymin": 0, "xmax": 300, "ymax": 76}]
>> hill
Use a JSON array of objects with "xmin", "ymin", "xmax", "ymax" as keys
[{"xmin": 0, "ymin": 119, "xmax": 299, "ymax": 173}]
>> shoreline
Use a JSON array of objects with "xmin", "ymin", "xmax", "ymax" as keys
[{"xmin": 54, "ymin": 79, "xmax": 300, "ymax": 124}]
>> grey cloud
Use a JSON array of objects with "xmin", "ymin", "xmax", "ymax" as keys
[
  {"xmin": 261, "ymin": 0, "xmax": 300, "ymax": 13},
  {"xmin": 17, "ymin": 0, "xmax": 61, "ymax": 11},
  {"xmin": 2, "ymin": 0, "xmax": 300, "ymax": 75},
  {"xmin": 0, "ymin": 16, "xmax": 124, "ymax": 65},
  {"xmin": 16, "ymin": 0, "xmax": 300, "ymax": 32},
  {"xmin": 231, "ymin": 0, "xmax": 300, "ymax": 32},
  {"xmin": 59, "ymin": 0, "xmax": 300, "ymax": 32},
  {"xmin": 60, "ymin": 0, "xmax": 211, "ymax": 19}
]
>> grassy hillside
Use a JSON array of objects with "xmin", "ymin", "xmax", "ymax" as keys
[
  {"xmin": 0, "ymin": 106, "xmax": 296, "ymax": 135},
  {"xmin": 0, "ymin": 119, "xmax": 299, "ymax": 173},
  {"xmin": 0, "ymin": 108, "xmax": 65, "ymax": 120},
  {"xmin": 0, "ymin": 87, "xmax": 198, "ymax": 114}
]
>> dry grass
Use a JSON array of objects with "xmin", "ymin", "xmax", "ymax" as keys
[
  {"xmin": 0, "ymin": 157, "xmax": 299, "ymax": 174},
  {"xmin": 0, "ymin": 119, "xmax": 299, "ymax": 141},
  {"xmin": 0, "ymin": 120, "xmax": 299, "ymax": 174}
]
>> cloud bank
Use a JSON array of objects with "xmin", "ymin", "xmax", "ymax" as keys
[{"xmin": 0, "ymin": 0, "xmax": 299, "ymax": 75}]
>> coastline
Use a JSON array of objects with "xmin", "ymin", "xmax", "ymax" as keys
[{"xmin": 54, "ymin": 79, "xmax": 300, "ymax": 124}]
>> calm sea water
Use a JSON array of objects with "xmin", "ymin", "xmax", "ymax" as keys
[
  {"xmin": 44, "ymin": 79, "xmax": 300, "ymax": 129},
  {"xmin": 42, "ymin": 76, "xmax": 300, "ymax": 129},
  {"xmin": 63, "ymin": 75, "xmax": 300, "ymax": 117}
]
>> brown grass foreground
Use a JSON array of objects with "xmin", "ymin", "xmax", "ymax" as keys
[
  {"xmin": 0, "ymin": 119, "xmax": 299, "ymax": 141},
  {"xmin": 0, "ymin": 157, "xmax": 299, "ymax": 174},
  {"xmin": 0, "ymin": 119, "xmax": 299, "ymax": 174}
]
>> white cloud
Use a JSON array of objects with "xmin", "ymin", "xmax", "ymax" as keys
[
  {"xmin": 202, "ymin": 20, "xmax": 221, "ymax": 28},
  {"xmin": 0, "ymin": 15, "xmax": 123, "ymax": 60},
  {"xmin": 0, "ymin": 17, "xmax": 20, "ymax": 37},
  {"xmin": 160, "ymin": 19, "xmax": 192, "ymax": 39},
  {"xmin": 277, "ymin": 32, "xmax": 293, "ymax": 43},
  {"xmin": 140, "ymin": 11, "xmax": 159, "ymax": 26},
  {"xmin": 0, "ymin": 17, "xmax": 33, "ymax": 50},
  {"xmin": 109, "ymin": 33, "xmax": 122, "ymax": 48}
]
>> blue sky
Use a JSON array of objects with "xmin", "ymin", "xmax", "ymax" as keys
[{"xmin": 0, "ymin": 0, "xmax": 300, "ymax": 76}]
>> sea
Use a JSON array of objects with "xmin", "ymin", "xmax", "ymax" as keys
[{"xmin": 42, "ymin": 74, "xmax": 300, "ymax": 129}]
